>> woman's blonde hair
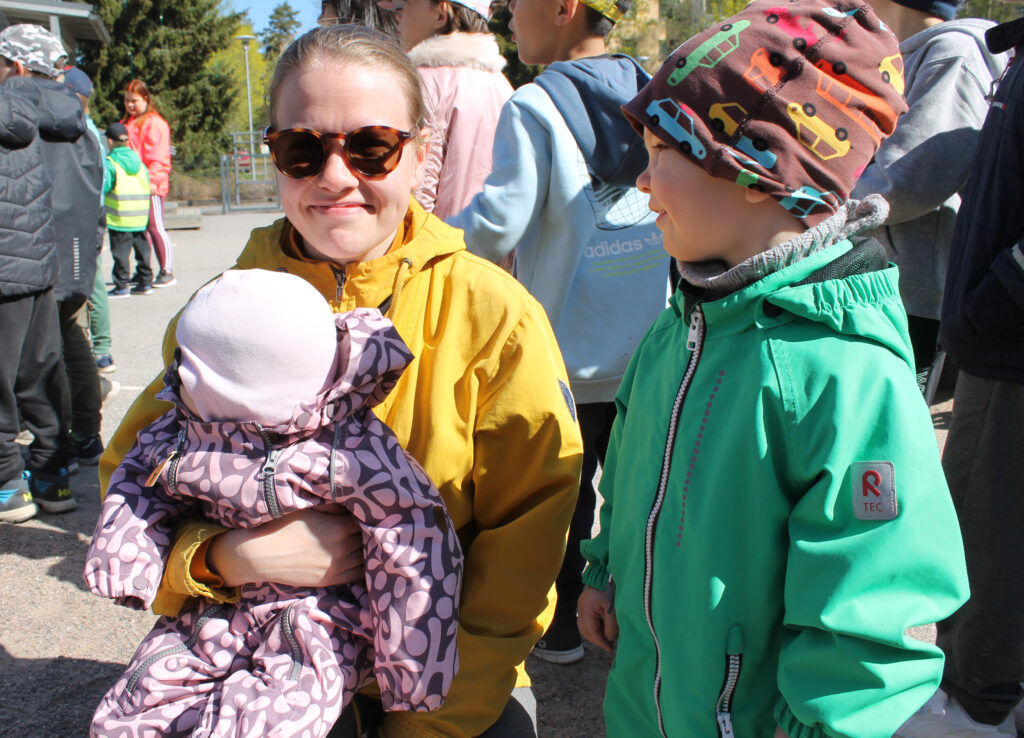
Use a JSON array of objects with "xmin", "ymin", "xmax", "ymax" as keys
[{"xmin": 268, "ymin": 25, "xmax": 425, "ymax": 131}]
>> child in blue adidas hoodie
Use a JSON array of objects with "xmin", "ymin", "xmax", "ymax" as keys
[{"xmin": 448, "ymin": 0, "xmax": 669, "ymax": 664}]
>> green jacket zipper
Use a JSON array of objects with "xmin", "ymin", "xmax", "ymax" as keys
[{"xmin": 645, "ymin": 305, "xmax": 705, "ymax": 737}]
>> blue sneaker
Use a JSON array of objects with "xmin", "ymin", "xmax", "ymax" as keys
[
  {"xmin": 70, "ymin": 430, "xmax": 104, "ymax": 465},
  {"xmin": 26, "ymin": 468, "xmax": 75, "ymax": 513},
  {"xmin": 0, "ymin": 473, "xmax": 36, "ymax": 523},
  {"xmin": 95, "ymin": 354, "xmax": 116, "ymax": 374},
  {"xmin": 107, "ymin": 286, "xmax": 131, "ymax": 299}
]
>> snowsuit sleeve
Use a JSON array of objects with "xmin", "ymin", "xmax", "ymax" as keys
[
  {"xmin": 321, "ymin": 308, "xmax": 463, "ymax": 712},
  {"xmin": 853, "ymin": 37, "xmax": 998, "ymax": 224},
  {"xmin": 771, "ymin": 339, "xmax": 969, "ymax": 738},
  {"xmin": 339, "ymin": 416, "xmax": 462, "ymax": 712},
  {"xmin": 84, "ymin": 411, "xmax": 195, "ymax": 611},
  {"xmin": 446, "ymin": 93, "xmax": 551, "ymax": 263},
  {"xmin": 99, "ymin": 306, "xmax": 240, "ymax": 615}
]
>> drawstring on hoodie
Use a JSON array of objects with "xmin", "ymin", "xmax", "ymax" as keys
[{"xmin": 383, "ymin": 258, "xmax": 413, "ymax": 319}]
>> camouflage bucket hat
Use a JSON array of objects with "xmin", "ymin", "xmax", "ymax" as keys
[
  {"xmin": 623, "ymin": 0, "xmax": 908, "ymax": 226},
  {"xmin": 0, "ymin": 24, "xmax": 67, "ymax": 78}
]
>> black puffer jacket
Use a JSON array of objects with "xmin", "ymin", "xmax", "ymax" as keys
[
  {"xmin": 5, "ymin": 76, "xmax": 103, "ymax": 303},
  {"xmin": 0, "ymin": 84, "xmax": 57, "ymax": 298},
  {"xmin": 940, "ymin": 17, "xmax": 1024, "ymax": 382}
]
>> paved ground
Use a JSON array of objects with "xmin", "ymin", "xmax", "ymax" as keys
[{"xmin": 0, "ymin": 210, "xmax": 956, "ymax": 737}]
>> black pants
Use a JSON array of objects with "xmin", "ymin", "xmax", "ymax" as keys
[
  {"xmin": 937, "ymin": 371, "xmax": 1024, "ymax": 725},
  {"xmin": 0, "ymin": 289, "xmax": 72, "ymax": 483},
  {"xmin": 109, "ymin": 228, "xmax": 152, "ymax": 289},
  {"xmin": 907, "ymin": 315, "xmax": 940, "ymax": 374},
  {"xmin": 58, "ymin": 296, "xmax": 103, "ymax": 437},
  {"xmin": 550, "ymin": 401, "xmax": 617, "ymax": 631}
]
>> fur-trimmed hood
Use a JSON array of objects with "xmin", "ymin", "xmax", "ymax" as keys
[{"xmin": 408, "ymin": 31, "xmax": 506, "ymax": 73}]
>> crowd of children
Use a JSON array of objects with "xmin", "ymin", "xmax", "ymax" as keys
[{"xmin": 3, "ymin": 0, "xmax": 1021, "ymax": 735}]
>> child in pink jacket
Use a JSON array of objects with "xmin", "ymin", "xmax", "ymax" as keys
[
  {"xmin": 399, "ymin": 0, "xmax": 513, "ymax": 219},
  {"xmin": 84, "ymin": 269, "xmax": 462, "ymax": 738}
]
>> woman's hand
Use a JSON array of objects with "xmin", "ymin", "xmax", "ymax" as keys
[
  {"xmin": 578, "ymin": 586, "xmax": 618, "ymax": 652},
  {"xmin": 208, "ymin": 508, "xmax": 364, "ymax": 588},
  {"xmin": 774, "ymin": 729, "xmax": 790, "ymax": 738}
]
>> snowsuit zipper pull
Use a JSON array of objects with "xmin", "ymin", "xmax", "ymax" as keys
[{"xmin": 145, "ymin": 428, "xmax": 187, "ymax": 488}]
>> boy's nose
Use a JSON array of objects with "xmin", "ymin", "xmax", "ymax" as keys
[{"xmin": 636, "ymin": 167, "xmax": 652, "ymax": 194}]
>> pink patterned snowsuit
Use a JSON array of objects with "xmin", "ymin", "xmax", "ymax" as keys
[{"xmin": 84, "ymin": 309, "xmax": 463, "ymax": 738}]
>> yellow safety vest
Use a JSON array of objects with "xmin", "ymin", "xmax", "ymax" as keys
[{"xmin": 105, "ymin": 157, "xmax": 150, "ymax": 231}]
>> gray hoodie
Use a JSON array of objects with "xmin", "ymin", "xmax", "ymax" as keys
[{"xmin": 852, "ymin": 18, "xmax": 1008, "ymax": 320}]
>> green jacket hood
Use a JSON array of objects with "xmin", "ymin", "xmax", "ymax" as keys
[
  {"xmin": 678, "ymin": 238, "xmax": 915, "ymax": 370},
  {"xmin": 108, "ymin": 145, "xmax": 142, "ymax": 175}
]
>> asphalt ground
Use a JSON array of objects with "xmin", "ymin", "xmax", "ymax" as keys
[{"xmin": 0, "ymin": 210, "xmax": 956, "ymax": 737}]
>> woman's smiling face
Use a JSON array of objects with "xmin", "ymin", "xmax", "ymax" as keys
[{"xmin": 273, "ymin": 60, "xmax": 426, "ymax": 266}]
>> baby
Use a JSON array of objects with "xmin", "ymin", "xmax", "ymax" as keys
[{"xmin": 84, "ymin": 268, "xmax": 462, "ymax": 738}]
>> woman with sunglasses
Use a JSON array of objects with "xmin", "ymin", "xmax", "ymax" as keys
[
  {"xmin": 121, "ymin": 79, "xmax": 176, "ymax": 288},
  {"xmin": 397, "ymin": 0, "xmax": 513, "ymax": 219},
  {"xmin": 99, "ymin": 24, "xmax": 582, "ymax": 738}
]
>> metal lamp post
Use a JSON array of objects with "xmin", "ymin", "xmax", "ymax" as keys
[{"xmin": 234, "ymin": 34, "xmax": 257, "ymax": 137}]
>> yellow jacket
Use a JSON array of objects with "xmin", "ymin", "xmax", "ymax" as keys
[{"xmin": 98, "ymin": 200, "xmax": 583, "ymax": 737}]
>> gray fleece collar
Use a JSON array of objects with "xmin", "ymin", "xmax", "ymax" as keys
[{"xmin": 677, "ymin": 194, "xmax": 889, "ymax": 296}]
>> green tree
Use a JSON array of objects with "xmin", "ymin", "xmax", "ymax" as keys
[
  {"xmin": 961, "ymin": 0, "xmax": 1024, "ymax": 25},
  {"xmin": 78, "ymin": 0, "xmax": 244, "ymax": 171},
  {"xmin": 260, "ymin": 2, "xmax": 302, "ymax": 64}
]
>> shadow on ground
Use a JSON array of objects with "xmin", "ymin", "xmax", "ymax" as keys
[
  {"xmin": 0, "ymin": 645, "xmax": 125, "ymax": 737},
  {"xmin": 531, "ymin": 647, "xmax": 613, "ymax": 737}
]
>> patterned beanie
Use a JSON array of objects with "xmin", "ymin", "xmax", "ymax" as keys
[
  {"xmin": 176, "ymin": 269, "xmax": 339, "ymax": 426},
  {"xmin": 623, "ymin": 0, "xmax": 908, "ymax": 226}
]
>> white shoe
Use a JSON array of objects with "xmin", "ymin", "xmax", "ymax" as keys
[{"xmin": 894, "ymin": 689, "xmax": 1016, "ymax": 738}]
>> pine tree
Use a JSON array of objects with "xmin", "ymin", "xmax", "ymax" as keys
[
  {"xmin": 78, "ymin": 0, "xmax": 244, "ymax": 171},
  {"xmin": 260, "ymin": 2, "xmax": 302, "ymax": 64}
]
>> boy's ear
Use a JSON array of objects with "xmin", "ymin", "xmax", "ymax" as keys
[
  {"xmin": 555, "ymin": 0, "xmax": 581, "ymax": 27},
  {"xmin": 744, "ymin": 187, "xmax": 772, "ymax": 205}
]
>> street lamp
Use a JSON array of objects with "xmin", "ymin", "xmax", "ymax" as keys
[{"xmin": 234, "ymin": 34, "xmax": 257, "ymax": 136}]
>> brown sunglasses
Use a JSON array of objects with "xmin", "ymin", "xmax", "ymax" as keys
[{"xmin": 263, "ymin": 125, "xmax": 417, "ymax": 179}]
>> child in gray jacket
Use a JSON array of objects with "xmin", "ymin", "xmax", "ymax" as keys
[{"xmin": 852, "ymin": 0, "xmax": 1008, "ymax": 392}]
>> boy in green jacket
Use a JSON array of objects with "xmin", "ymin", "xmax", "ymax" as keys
[{"xmin": 577, "ymin": 1, "xmax": 970, "ymax": 736}]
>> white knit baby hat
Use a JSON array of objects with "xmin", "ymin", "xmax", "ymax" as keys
[{"xmin": 175, "ymin": 269, "xmax": 339, "ymax": 425}]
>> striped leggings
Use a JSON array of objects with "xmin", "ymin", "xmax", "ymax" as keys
[{"xmin": 145, "ymin": 195, "xmax": 174, "ymax": 272}]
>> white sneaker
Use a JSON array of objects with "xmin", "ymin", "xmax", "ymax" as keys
[{"xmin": 894, "ymin": 689, "xmax": 1016, "ymax": 738}]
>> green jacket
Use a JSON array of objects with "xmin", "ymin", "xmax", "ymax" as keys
[{"xmin": 582, "ymin": 238, "xmax": 968, "ymax": 738}]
